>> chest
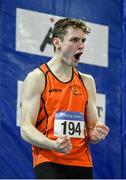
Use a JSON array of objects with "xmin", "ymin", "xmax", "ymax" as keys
[{"xmin": 42, "ymin": 74, "xmax": 88, "ymax": 112}]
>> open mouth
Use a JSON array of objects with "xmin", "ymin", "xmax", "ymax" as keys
[{"xmin": 74, "ymin": 52, "xmax": 83, "ymax": 60}]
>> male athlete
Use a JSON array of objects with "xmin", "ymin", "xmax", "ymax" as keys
[{"xmin": 21, "ymin": 18, "xmax": 109, "ymax": 179}]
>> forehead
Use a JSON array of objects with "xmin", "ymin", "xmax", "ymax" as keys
[{"xmin": 64, "ymin": 27, "xmax": 85, "ymax": 38}]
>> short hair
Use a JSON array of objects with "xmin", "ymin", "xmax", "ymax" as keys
[{"xmin": 52, "ymin": 17, "xmax": 90, "ymax": 41}]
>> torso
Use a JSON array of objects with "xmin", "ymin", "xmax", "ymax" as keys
[{"xmin": 32, "ymin": 63, "xmax": 93, "ymax": 168}]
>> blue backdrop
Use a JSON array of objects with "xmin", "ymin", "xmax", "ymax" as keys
[{"xmin": 0, "ymin": 0, "xmax": 125, "ymax": 178}]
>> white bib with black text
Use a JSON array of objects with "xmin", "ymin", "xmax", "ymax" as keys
[{"xmin": 54, "ymin": 111, "xmax": 85, "ymax": 138}]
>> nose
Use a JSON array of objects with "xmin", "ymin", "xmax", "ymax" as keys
[{"xmin": 78, "ymin": 40, "xmax": 84, "ymax": 50}]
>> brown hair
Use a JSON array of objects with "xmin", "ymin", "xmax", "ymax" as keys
[{"xmin": 52, "ymin": 18, "xmax": 90, "ymax": 41}]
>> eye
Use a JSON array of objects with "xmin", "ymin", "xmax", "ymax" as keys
[
  {"xmin": 70, "ymin": 38, "xmax": 79, "ymax": 42},
  {"xmin": 82, "ymin": 38, "xmax": 86, "ymax": 43},
  {"xmin": 70, "ymin": 37, "xmax": 86, "ymax": 43}
]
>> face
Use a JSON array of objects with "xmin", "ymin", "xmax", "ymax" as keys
[{"xmin": 55, "ymin": 27, "xmax": 86, "ymax": 67}]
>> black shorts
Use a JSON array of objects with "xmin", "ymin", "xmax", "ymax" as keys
[{"xmin": 34, "ymin": 162, "xmax": 93, "ymax": 179}]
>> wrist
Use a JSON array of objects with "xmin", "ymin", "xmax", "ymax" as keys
[{"xmin": 41, "ymin": 137, "xmax": 56, "ymax": 151}]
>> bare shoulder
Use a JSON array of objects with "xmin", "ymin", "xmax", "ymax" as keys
[
  {"xmin": 24, "ymin": 68, "xmax": 45, "ymax": 94},
  {"xmin": 79, "ymin": 71, "xmax": 95, "ymax": 85},
  {"xmin": 78, "ymin": 71, "xmax": 96, "ymax": 96},
  {"xmin": 25, "ymin": 68, "xmax": 45, "ymax": 81}
]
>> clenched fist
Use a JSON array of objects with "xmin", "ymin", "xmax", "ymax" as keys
[
  {"xmin": 55, "ymin": 136, "xmax": 72, "ymax": 154},
  {"xmin": 88, "ymin": 122, "xmax": 110, "ymax": 144}
]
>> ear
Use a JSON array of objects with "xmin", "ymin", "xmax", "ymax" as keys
[{"xmin": 52, "ymin": 37, "xmax": 61, "ymax": 49}]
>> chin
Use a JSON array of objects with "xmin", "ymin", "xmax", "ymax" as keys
[
  {"xmin": 63, "ymin": 59, "xmax": 79, "ymax": 67},
  {"xmin": 69, "ymin": 62, "xmax": 78, "ymax": 68}
]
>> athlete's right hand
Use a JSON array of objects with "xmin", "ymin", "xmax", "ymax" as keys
[{"xmin": 55, "ymin": 136, "xmax": 72, "ymax": 154}]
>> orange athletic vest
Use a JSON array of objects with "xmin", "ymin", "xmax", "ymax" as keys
[{"xmin": 32, "ymin": 64, "xmax": 93, "ymax": 167}]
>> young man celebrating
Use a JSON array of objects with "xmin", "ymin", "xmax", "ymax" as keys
[{"xmin": 21, "ymin": 18, "xmax": 109, "ymax": 179}]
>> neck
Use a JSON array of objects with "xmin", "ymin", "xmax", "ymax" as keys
[
  {"xmin": 48, "ymin": 53, "xmax": 72, "ymax": 74},
  {"xmin": 47, "ymin": 54, "xmax": 73, "ymax": 82}
]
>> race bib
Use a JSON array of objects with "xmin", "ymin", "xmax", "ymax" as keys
[{"xmin": 54, "ymin": 111, "xmax": 85, "ymax": 138}]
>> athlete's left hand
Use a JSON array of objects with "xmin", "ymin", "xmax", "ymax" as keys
[{"xmin": 89, "ymin": 122, "xmax": 110, "ymax": 143}]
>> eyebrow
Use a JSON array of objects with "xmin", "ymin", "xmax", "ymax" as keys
[{"xmin": 70, "ymin": 37, "xmax": 86, "ymax": 42}]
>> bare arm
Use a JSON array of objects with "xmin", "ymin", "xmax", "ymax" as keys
[
  {"xmin": 80, "ymin": 73, "xmax": 109, "ymax": 143},
  {"xmin": 21, "ymin": 68, "xmax": 72, "ymax": 153}
]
